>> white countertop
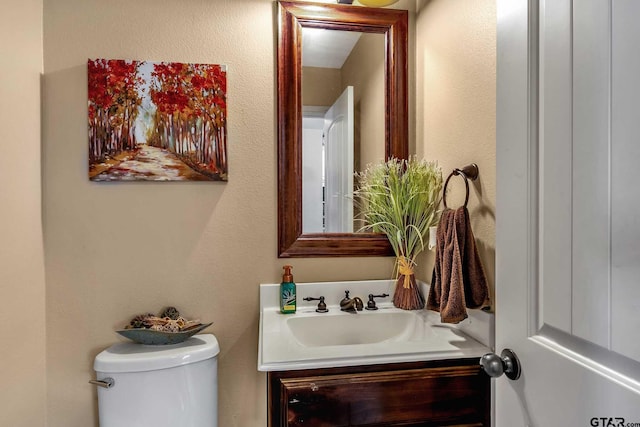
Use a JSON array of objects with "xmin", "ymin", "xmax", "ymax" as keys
[{"xmin": 258, "ymin": 279, "xmax": 492, "ymax": 372}]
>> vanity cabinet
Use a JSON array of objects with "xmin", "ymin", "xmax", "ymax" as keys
[{"xmin": 268, "ymin": 358, "xmax": 490, "ymax": 427}]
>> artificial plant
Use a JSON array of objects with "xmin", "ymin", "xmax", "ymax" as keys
[{"xmin": 354, "ymin": 156, "xmax": 443, "ymax": 310}]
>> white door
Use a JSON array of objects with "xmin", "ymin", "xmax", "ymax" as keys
[
  {"xmin": 496, "ymin": 0, "xmax": 640, "ymax": 425},
  {"xmin": 324, "ymin": 86, "xmax": 354, "ymax": 233},
  {"xmin": 302, "ymin": 116, "xmax": 325, "ymax": 233}
]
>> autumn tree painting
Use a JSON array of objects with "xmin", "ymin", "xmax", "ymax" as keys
[{"xmin": 88, "ymin": 59, "xmax": 228, "ymax": 181}]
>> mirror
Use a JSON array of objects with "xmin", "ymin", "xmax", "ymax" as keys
[
  {"xmin": 301, "ymin": 29, "xmax": 385, "ymax": 234},
  {"xmin": 278, "ymin": 1, "xmax": 408, "ymax": 257}
]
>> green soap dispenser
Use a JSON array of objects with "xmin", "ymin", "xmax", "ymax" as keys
[{"xmin": 280, "ymin": 265, "xmax": 296, "ymax": 314}]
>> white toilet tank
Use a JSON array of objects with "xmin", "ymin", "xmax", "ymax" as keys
[{"xmin": 93, "ymin": 334, "xmax": 219, "ymax": 427}]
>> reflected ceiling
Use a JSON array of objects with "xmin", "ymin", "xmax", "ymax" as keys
[{"xmin": 301, "ymin": 28, "xmax": 362, "ymax": 68}]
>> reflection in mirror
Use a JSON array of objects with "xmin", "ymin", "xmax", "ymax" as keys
[
  {"xmin": 277, "ymin": 1, "xmax": 408, "ymax": 257},
  {"xmin": 301, "ymin": 28, "xmax": 385, "ymax": 233}
]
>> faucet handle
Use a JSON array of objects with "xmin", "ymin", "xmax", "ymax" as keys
[
  {"xmin": 340, "ymin": 290, "xmax": 351, "ymax": 305},
  {"xmin": 365, "ymin": 293, "xmax": 390, "ymax": 310},
  {"xmin": 303, "ymin": 296, "xmax": 328, "ymax": 313}
]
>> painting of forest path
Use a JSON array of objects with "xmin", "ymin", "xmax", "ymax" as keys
[{"xmin": 88, "ymin": 59, "xmax": 227, "ymax": 181}]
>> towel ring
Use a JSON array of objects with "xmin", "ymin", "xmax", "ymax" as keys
[{"xmin": 443, "ymin": 163, "xmax": 479, "ymax": 209}]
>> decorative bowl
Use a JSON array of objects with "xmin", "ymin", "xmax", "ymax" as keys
[{"xmin": 116, "ymin": 322, "xmax": 213, "ymax": 345}]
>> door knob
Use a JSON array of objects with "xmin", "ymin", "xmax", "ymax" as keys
[{"xmin": 479, "ymin": 349, "xmax": 521, "ymax": 380}]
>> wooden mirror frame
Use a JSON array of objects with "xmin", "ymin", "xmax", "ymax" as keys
[{"xmin": 277, "ymin": 1, "xmax": 408, "ymax": 257}]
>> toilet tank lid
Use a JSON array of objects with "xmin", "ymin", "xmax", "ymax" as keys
[{"xmin": 94, "ymin": 334, "xmax": 220, "ymax": 373}]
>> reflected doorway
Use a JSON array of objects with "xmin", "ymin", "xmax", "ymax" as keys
[{"xmin": 302, "ymin": 86, "xmax": 354, "ymax": 233}]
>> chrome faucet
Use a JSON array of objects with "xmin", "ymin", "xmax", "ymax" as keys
[{"xmin": 340, "ymin": 290, "xmax": 363, "ymax": 313}]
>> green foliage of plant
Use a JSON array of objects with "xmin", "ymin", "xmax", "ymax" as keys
[{"xmin": 354, "ymin": 157, "xmax": 443, "ymax": 268}]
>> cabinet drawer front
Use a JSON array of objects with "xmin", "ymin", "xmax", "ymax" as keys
[{"xmin": 281, "ymin": 366, "xmax": 488, "ymax": 426}]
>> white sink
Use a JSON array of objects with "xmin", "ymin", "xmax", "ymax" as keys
[
  {"xmin": 286, "ymin": 310, "xmax": 418, "ymax": 347},
  {"xmin": 258, "ymin": 279, "xmax": 492, "ymax": 371}
]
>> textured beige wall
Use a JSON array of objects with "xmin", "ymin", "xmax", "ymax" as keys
[
  {"xmin": 42, "ymin": 0, "xmax": 398, "ymax": 426},
  {"xmin": 0, "ymin": 1, "xmax": 47, "ymax": 426},
  {"xmin": 415, "ymin": 0, "xmax": 496, "ymax": 302}
]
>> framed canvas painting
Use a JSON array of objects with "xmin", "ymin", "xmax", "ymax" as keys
[{"xmin": 88, "ymin": 59, "xmax": 228, "ymax": 181}]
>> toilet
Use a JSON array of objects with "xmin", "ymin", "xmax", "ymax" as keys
[{"xmin": 92, "ymin": 334, "xmax": 219, "ymax": 427}]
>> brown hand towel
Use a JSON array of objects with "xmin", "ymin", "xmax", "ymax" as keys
[{"xmin": 427, "ymin": 206, "xmax": 489, "ymax": 323}]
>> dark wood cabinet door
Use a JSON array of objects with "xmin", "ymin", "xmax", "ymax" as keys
[{"xmin": 268, "ymin": 360, "xmax": 489, "ymax": 427}]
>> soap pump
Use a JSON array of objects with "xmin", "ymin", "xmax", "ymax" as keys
[{"xmin": 280, "ymin": 265, "xmax": 296, "ymax": 314}]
